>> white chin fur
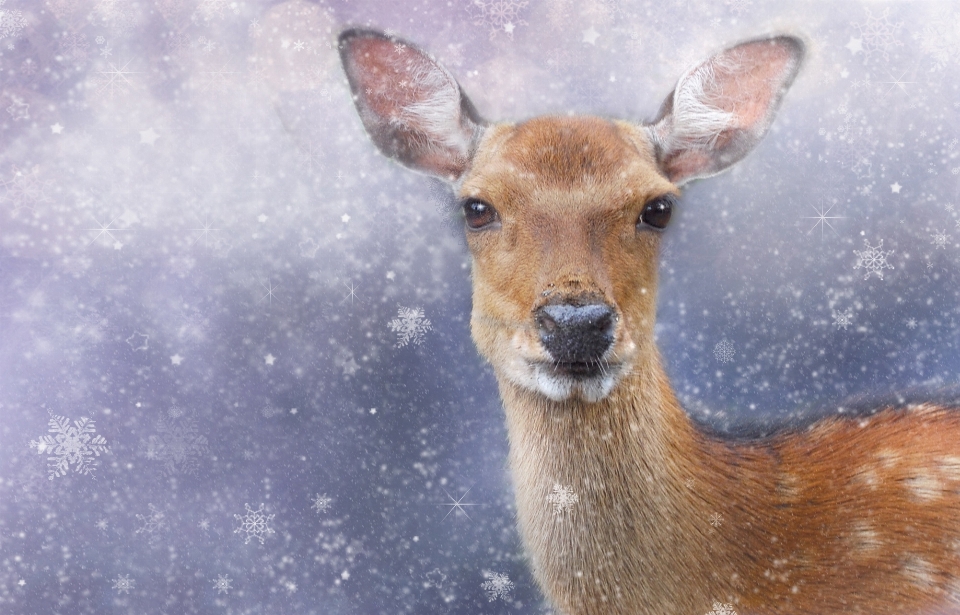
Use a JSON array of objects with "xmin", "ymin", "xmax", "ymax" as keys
[{"xmin": 516, "ymin": 364, "xmax": 619, "ymax": 403}]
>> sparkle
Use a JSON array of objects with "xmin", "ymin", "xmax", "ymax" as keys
[
  {"xmin": 95, "ymin": 60, "xmax": 138, "ymax": 99},
  {"xmin": 259, "ymin": 280, "xmax": 278, "ymax": 305},
  {"xmin": 879, "ymin": 71, "xmax": 915, "ymax": 96},
  {"xmin": 802, "ymin": 200, "xmax": 844, "ymax": 239},
  {"xmin": 341, "ymin": 281, "xmax": 359, "ymax": 304},
  {"xmin": 85, "ymin": 214, "xmax": 132, "ymax": 248},
  {"xmin": 438, "ymin": 486, "xmax": 480, "ymax": 521},
  {"xmin": 189, "ymin": 218, "xmax": 220, "ymax": 246},
  {"xmin": 709, "ymin": 512, "xmax": 723, "ymax": 527}
]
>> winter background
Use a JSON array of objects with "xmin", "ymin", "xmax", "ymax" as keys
[{"xmin": 1, "ymin": 0, "xmax": 960, "ymax": 613}]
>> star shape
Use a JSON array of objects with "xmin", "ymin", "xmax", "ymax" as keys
[
  {"xmin": 264, "ymin": 353, "xmax": 276, "ymax": 365},
  {"xmin": 50, "ymin": 123, "xmax": 64, "ymax": 134},
  {"xmin": 582, "ymin": 27, "xmax": 600, "ymax": 45},
  {"xmin": 17, "ymin": 579, "xmax": 25, "ymax": 587},
  {"xmin": 257, "ymin": 214, "xmax": 268, "ymax": 223},
  {"xmin": 170, "ymin": 354, "xmax": 184, "ymax": 365},
  {"xmin": 845, "ymin": 37, "xmax": 863, "ymax": 54},
  {"xmin": 140, "ymin": 127, "xmax": 159, "ymax": 145},
  {"xmin": 386, "ymin": 271, "xmax": 395, "ymax": 280},
  {"xmin": 341, "ymin": 213, "xmax": 350, "ymax": 223},
  {"xmin": 890, "ymin": 182, "xmax": 902, "ymax": 193}
]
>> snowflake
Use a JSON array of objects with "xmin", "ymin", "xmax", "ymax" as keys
[
  {"xmin": 906, "ymin": 318, "xmax": 918, "ymax": 329},
  {"xmin": 140, "ymin": 410, "xmax": 209, "ymax": 475},
  {"xmin": 707, "ymin": 603, "xmax": 737, "ymax": 615},
  {"xmin": 135, "ymin": 503, "xmax": 166, "ymax": 534},
  {"xmin": 388, "ymin": 306, "xmax": 433, "ymax": 347},
  {"xmin": 709, "ymin": 512, "xmax": 723, "ymax": 527},
  {"xmin": 234, "ymin": 503, "xmax": 275, "ymax": 544},
  {"xmin": 29, "ymin": 415, "xmax": 109, "ymax": 479},
  {"xmin": 5, "ymin": 96, "xmax": 28, "ymax": 121},
  {"xmin": 58, "ymin": 32, "xmax": 89, "ymax": 62},
  {"xmin": 480, "ymin": 571, "xmax": 514, "ymax": 602},
  {"xmin": 713, "ymin": 339, "xmax": 735, "ymax": 364},
  {"xmin": 546, "ymin": 484, "xmax": 579, "ymax": 520},
  {"xmin": 917, "ymin": 9, "xmax": 960, "ymax": 71},
  {"xmin": 425, "ymin": 568, "xmax": 446, "ymax": 589},
  {"xmin": 312, "ymin": 493, "xmax": 333, "ymax": 514},
  {"xmin": 0, "ymin": 0, "xmax": 26, "ymax": 41},
  {"xmin": 725, "ymin": 0, "xmax": 751, "ymax": 15},
  {"xmin": 467, "ymin": 0, "xmax": 528, "ymax": 39},
  {"xmin": 931, "ymin": 229, "xmax": 950, "ymax": 249},
  {"xmin": 854, "ymin": 8, "xmax": 903, "ymax": 62},
  {"xmin": 853, "ymin": 238, "xmax": 894, "ymax": 280},
  {"xmin": 832, "ymin": 309, "xmax": 852, "ymax": 330},
  {"xmin": 0, "ymin": 165, "xmax": 51, "ymax": 211},
  {"xmin": 112, "ymin": 574, "xmax": 135, "ymax": 594},
  {"xmin": 212, "ymin": 574, "xmax": 232, "ymax": 594}
]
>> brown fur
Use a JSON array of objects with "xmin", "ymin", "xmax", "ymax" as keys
[{"xmin": 460, "ymin": 116, "xmax": 960, "ymax": 615}]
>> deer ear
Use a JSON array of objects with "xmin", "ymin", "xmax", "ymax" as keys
[
  {"xmin": 647, "ymin": 35, "xmax": 805, "ymax": 186},
  {"xmin": 338, "ymin": 29, "xmax": 485, "ymax": 182}
]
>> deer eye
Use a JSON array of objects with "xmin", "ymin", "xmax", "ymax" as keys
[
  {"xmin": 462, "ymin": 199, "xmax": 499, "ymax": 230},
  {"xmin": 638, "ymin": 195, "xmax": 675, "ymax": 230}
]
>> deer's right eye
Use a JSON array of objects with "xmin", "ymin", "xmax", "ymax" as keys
[{"xmin": 462, "ymin": 199, "xmax": 499, "ymax": 230}]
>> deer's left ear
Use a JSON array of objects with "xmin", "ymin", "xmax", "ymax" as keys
[
  {"xmin": 339, "ymin": 29, "xmax": 486, "ymax": 182},
  {"xmin": 647, "ymin": 35, "xmax": 805, "ymax": 186}
]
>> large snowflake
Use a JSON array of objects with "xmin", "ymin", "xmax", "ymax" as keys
[
  {"xmin": 480, "ymin": 571, "xmax": 514, "ymax": 602},
  {"xmin": 546, "ymin": 484, "xmax": 579, "ymax": 520},
  {"xmin": 854, "ymin": 8, "xmax": 903, "ymax": 61},
  {"xmin": 388, "ymin": 306, "xmax": 432, "ymax": 348},
  {"xmin": 0, "ymin": 0, "xmax": 26, "ymax": 41},
  {"xmin": 112, "ymin": 574, "xmax": 135, "ymax": 594},
  {"xmin": 212, "ymin": 574, "xmax": 232, "ymax": 594},
  {"xmin": 853, "ymin": 238, "xmax": 894, "ymax": 280},
  {"xmin": 706, "ymin": 603, "xmax": 738, "ymax": 615},
  {"xmin": 467, "ymin": 0, "xmax": 528, "ymax": 39},
  {"xmin": 29, "ymin": 415, "xmax": 109, "ymax": 479},
  {"xmin": 713, "ymin": 339, "xmax": 735, "ymax": 364},
  {"xmin": 234, "ymin": 503, "xmax": 275, "ymax": 544},
  {"xmin": 832, "ymin": 309, "xmax": 852, "ymax": 330},
  {"xmin": 140, "ymin": 410, "xmax": 209, "ymax": 475}
]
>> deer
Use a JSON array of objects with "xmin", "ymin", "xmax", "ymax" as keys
[{"xmin": 338, "ymin": 28, "xmax": 960, "ymax": 615}]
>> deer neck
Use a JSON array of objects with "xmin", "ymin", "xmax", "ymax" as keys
[{"xmin": 496, "ymin": 347, "xmax": 749, "ymax": 615}]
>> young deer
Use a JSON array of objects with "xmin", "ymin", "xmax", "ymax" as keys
[{"xmin": 339, "ymin": 29, "xmax": 960, "ymax": 615}]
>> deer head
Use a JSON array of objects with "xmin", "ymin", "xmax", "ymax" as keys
[{"xmin": 339, "ymin": 29, "xmax": 804, "ymax": 403}]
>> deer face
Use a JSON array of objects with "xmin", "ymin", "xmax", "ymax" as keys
[
  {"xmin": 458, "ymin": 117, "xmax": 677, "ymax": 401},
  {"xmin": 339, "ymin": 29, "xmax": 804, "ymax": 402}
]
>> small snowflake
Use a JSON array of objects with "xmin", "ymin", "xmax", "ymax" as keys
[
  {"xmin": 713, "ymin": 339, "xmax": 735, "ymax": 364},
  {"xmin": 95, "ymin": 518, "xmax": 109, "ymax": 531},
  {"xmin": 6, "ymin": 96, "xmax": 28, "ymax": 121},
  {"xmin": 467, "ymin": 0, "xmax": 529, "ymax": 39},
  {"xmin": 135, "ymin": 503, "xmax": 166, "ymax": 534},
  {"xmin": 30, "ymin": 415, "xmax": 109, "ymax": 479},
  {"xmin": 481, "ymin": 571, "xmax": 514, "ymax": 602},
  {"xmin": 234, "ymin": 503, "xmax": 275, "ymax": 544},
  {"xmin": 311, "ymin": 493, "xmax": 332, "ymax": 514},
  {"xmin": 112, "ymin": 574, "xmax": 135, "ymax": 594},
  {"xmin": 140, "ymin": 410, "xmax": 209, "ymax": 475},
  {"xmin": 388, "ymin": 306, "xmax": 433, "ymax": 347},
  {"xmin": 832, "ymin": 309, "xmax": 853, "ymax": 330},
  {"xmin": 546, "ymin": 484, "xmax": 579, "ymax": 520},
  {"xmin": 709, "ymin": 512, "xmax": 723, "ymax": 527},
  {"xmin": 707, "ymin": 602, "xmax": 738, "ymax": 615},
  {"xmin": 931, "ymin": 229, "xmax": 950, "ymax": 249},
  {"xmin": 853, "ymin": 238, "xmax": 894, "ymax": 280},
  {"xmin": 855, "ymin": 8, "xmax": 903, "ymax": 62},
  {"xmin": 906, "ymin": 318, "xmax": 918, "ymax": 329},
  {"xmin": 212, "ymin": 574, "xmax": 232, "ymax": 594}
]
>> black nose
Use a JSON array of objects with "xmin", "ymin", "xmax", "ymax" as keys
[{"xmin": 535, "ymin": 302, "xmax": 615, "ymax": 366}]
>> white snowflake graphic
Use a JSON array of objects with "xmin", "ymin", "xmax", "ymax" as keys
[
  {"xmin": 140, "ymin": 410, "xmax": 209, "ymax": 475},
  {"xmin": 917, "ymin": 9, "xmax": 960, "ymax": 71},
  {"xmin": 212, "ymin": 574, "xmax": 233, "ymax": 594},
  {"xmin": 832, "ymin": 309, "xmax": 853, "ymax": 330},
  {"xmin": 855, "ymin": 8, "xmax": 903, "ymax": 61},
  {"xmin": 112, "ymin": 574, "xmax": 135, "ymax": 594},
  {"xmin": 388, "ymin": 306, "xmax": 433, "ymax": 347},
  {"xmin": 546, "ymin": 484, "xmax": 579, "ymax": 520},
  {"xmin": 725, "ymin": 0, "xmax": 752, "ymax": 16},
  {"xmin": 709, "ymin": 512, "xmax": 723, "ymax": 527},
  {"xmin": 707, "ymin": 602, "xmax": 738, "ymax": 615},
  {"xmin": 467, "ymin": 0, "xmax": 529, "ymax": 39},
  {"xmin": 29, "ymin": 415, "xmax": 109, "ymax": 479},
  {"xmin": 135, "ymin": 503, "xmax": 166, "ymax": 535},
  {"xmin": 481, "ymin": 571, "xmax": 514, "ymax": 602},
  {"xmin": 311, "ymin": 493, "xmax": 332, "ymax": 514},
  {"xmin": 713, "ymin": 339, "xmax": 735, "ymax": 364},
  {"xmin": 853, "ymin": 238, "xmax": 894, "ymax": 280},
  {"xmin": 931, "ymin": 229, "xmax": 950, "ymax": 249},
  {"xmin": 906, "ymin": 318, "xmax": 918, "ymax": 329},
  {"xmin": 0, "ymin": 0, "xmax": 27, "ymax": 41},
  {"xmin": 6, "ymin": 96, "xmax": 28, "ymax": 121},
  {"xmin": 0, "ymin": 165, "xmax": 51, "ymax": 211},
  {"xmin": 234, "ymin": 503, "xmax": 275, "ymax": 544}
]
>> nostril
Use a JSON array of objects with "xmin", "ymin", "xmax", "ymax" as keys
[{"xmin": 536, "ymin": 311, "xmax": 558, "ymax": 335}]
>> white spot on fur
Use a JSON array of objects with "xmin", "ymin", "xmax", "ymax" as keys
[
  {"xmin": 876, "ymin": 449, "xmax": 901, "ymax": 468},
  {"xmin": 902, "ymin": 557, "xmax": 935, "ymax": 588},
  {"xmin": 850, "ymin": 521, "xmax": 881, "ymax": 552},
  {"xmin": 938, "ymin": 456, "xmax": 960, "ymax": 482},
  {"xmin": 852, "ymin": 466, "xmax": 880, "ymax": 490},
  {"xmin": 904, "ymin": 471, "xmax": 941, "ymax": 501}
]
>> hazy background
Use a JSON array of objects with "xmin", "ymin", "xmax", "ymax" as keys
[{"xmin": 2, "ymin": 0, "xmax": 960, "ymax": 613}]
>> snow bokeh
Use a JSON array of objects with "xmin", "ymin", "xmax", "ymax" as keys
[{"xmin": 2, "ymin": 0, "xmax": 960, "ymax": 613}]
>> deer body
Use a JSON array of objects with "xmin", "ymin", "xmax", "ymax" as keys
[{"xmin": 339, "ymin": 29, "xmax": 960, "ymax": 614}]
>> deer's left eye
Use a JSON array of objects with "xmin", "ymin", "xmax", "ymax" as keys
[
  {"xmin": 462, "ymin": 199, "xmax": 499, "ymax": 230},
  {"xmin": 638, "ymin": 195, "xmax": 676, "ymax": 230}
]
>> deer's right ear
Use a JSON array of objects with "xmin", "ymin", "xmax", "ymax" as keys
[{"xmin": 338, "ymin": 29, "xmax": 485, "ymax": 182}]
